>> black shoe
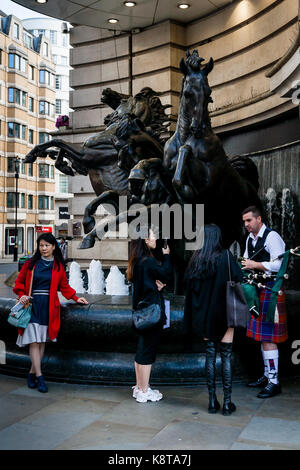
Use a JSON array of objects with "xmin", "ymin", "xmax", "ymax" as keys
[
  {"xmin": 37, "ymin": 375, "xmax": 48, "ymax": 393},
  {"xmin": 247, "ymin": 376, "xmax": 268, "ymax": 388},
  {"xmin": 223, "ymin": 401, "xmax": 236, "ymax": 416},
  {"xmin": 257, "ymin": 382, "xmax": 281, "ymax": 399},
  {"xmin": 220, "ymin": 343, "xmax": 236, "ymax": 416},
  {"xmin": 27, "ymin": 373, "xmax": 37, "ymax": 389},
  {"xmin": 208, "ymin": 395, "xmax": 221, "ymax": 414}
]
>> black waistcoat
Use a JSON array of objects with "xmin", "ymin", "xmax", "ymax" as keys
[{"xmin": 247, "ymin": 227, "xmax": 272, "ymax": 262}]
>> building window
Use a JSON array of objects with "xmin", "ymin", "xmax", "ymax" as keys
[
  {"xmin": 56, "ymin": 75, "xmax": 62, "ymax": 90},
  {"xmin": 38, "ymin": 195, "xmax": 49, "ymax": 210},
  {"xmin": 39, "ymin": 132, "xmax": 50, "ymax": 144},
  {"xmin": 39, "ymin": 69, "xmax": 54, "ymax": 87},
  {"xmin": 39, "ymin": 163, "xmax": 50, "ymax": 178},
  {"xmin": 50, "ymin": 30, "xmax": 57, "ymax": 44},
  {"xmin": 39, "ymin": 101, "xmax": 54, "ymax": 117},
  {"xmin": 56, "ymin": 99, "xmax": 62, "ymax": 115},
  {"xmin": 52, "ymin": 54, "xmax": 58, "ymax": 64},
  {"xmin": 61, "ymin": 56, "xmax": 68, "ymax": 65},
  {"xmin": 13, "ymin": 23, "xmax": 20, "ymax": 40},
  {"xmin": 24, "ymin": 33, "xmax": 33, "ymax": 50},
  {"xmin": 5, "ymin": 228, "xmax": 23, "ymax": 255},
  {"xmin": 20, "ymin": 193, "xmax": 25, "ymax": 208},
  {"xmin": 29, "ymin": 65, "xmax": 34, "ymax": 80},
  {"xmin": 29, "ymin": 97, "xmax": 34, "ymax": 112},
  {"xmin": 7, "ymin": 157, "xmax": 15, "ymax": 172},
  {"xmin": 38, "ymin": 29, "xmax": 45, "ymax": 35},
  {"xmin": 29, "ymin": 129, "xmax": 34, "ymax": 144},
  {"xmin": 8, "ymin": 53, "xmax": 26, "ymax": 72},
  {"xmin": 22, "ymin": 125, "xmax": 26, "ymax": 140},
  {"xmin": 59, "ymin": 174, "xmax": 69, "ymax": 193},
  {"xmin": 50, "ymin": 196, "xmax": 54, "ymax": 209},
  {"xmin": 8, "ymin": 122, "xmax": 20, "ymax": 138},
  {"xmin": 62, "ymin": 34, "xmax": 68, "ymax": 47},
  {"xmin": 43, "ymin": 42, "xmax": 49, "ymax": 57},
  {"xmin": 28, "ymin": 163, "xmax": 33, "ymax": 176},
  {"xmin": 7, "ymin": 192, "xmax": 19, "ymax": 208},
  {"xmin": 50, "ymin": 165, "xmax": 54, "ymax": 179},
  {"xmin": 27, "ymin": 227, "xmax": 34, "ymax": 254},
  {"xmin": 28, "ymin": 195, "xmax": 33, "ymax": 209},
  {"xmin": 22, "ymin": 91, "xmax": 26, "ymax": 107},
  {"xmin": 8, "ymin": 88, "xmax": 21, "ymax": 105}
]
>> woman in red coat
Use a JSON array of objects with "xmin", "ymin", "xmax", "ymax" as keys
[{"xmin": 13, "ymin": 233, "xmax": 88, "ymax": 393}]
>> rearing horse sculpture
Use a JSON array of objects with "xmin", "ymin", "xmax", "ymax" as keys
[{"xmin": 163, "ymin": 50, "xmax": 261, "ymax": 246}]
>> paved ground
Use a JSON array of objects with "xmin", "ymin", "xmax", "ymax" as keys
[
  {"xmin": 0, "ymin": 374, "xmax": 300, "ymax": 450},
  {"xmin": 1, "ymin": 263, "xmax": 300, "ymax": 451}
]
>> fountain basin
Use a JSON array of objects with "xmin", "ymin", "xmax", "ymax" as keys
[{"xmin": 0, "ymin": 293, "xmax": 299, "ymax": 384}]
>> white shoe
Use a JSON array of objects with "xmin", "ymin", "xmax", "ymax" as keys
[
  {"xmin": 132, "ymin": 385, "xmax": 163, "ymax": 400},
  {"xmin": 136, "ymin": 388, "xmax": 163, "ymax": 403}
]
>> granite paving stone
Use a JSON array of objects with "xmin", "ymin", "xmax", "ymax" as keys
[
  {"xmin": 0, "ymin": 393, "xmax": 54, "ymax": 431},
  {"xmin": 20, "ymin": 397, "xmax": 119, "ymax": 433},
  {"xmin": 144, "ymin": 420, "xmax": 243, "ymax": 450},
  {"xmin": 0, "ymin": 422, "xmax": 71, "ymax": 450},
  {"xmin": 54, "ymin": 420, "xmax": 158, "ymax": 450},
  {"xmin": 238, "ymin": 417, "xmax": 300, "ymax": 449}
]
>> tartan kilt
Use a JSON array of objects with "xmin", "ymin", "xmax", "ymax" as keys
[{"xmin": 246, "ymin": 282, "xmax": 288, "ymax": 343}]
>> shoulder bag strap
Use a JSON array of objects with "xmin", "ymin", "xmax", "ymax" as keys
[
  {"xmin": 28, "ymin": 267, "xmax": 35, "ymax": 297},
  {"xmin": 227, "ymin": 250, "xmax": 232, "ymax": 282}
]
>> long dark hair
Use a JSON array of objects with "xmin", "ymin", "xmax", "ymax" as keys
[
  {"xmin": 126, "ymin": 225, "xmax": 155, "ymax": 282},
  {"xmin": 185, "ymin": 224, "xmax": 224, "ymax": 280},
  {"xmin": 29, "ymin": 233, "xmax": 64, "ymax": 271}
]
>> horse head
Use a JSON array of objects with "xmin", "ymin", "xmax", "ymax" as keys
[{"xmin": 180, "ymin": 50, "xmax": 214, "ymax": 136}]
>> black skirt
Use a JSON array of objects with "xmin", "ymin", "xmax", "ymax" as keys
[{"xmin": 135, "ymin": 325, "xmax": 162, "ymax": 365}]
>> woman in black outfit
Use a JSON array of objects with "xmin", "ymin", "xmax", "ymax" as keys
[
  {"xmin": 184, "ymin": 224, "xmax": 243, "ymax": 415},
  {"xmin": 126, "ymin": 227, "xmax": 172, "ymax": 403}
]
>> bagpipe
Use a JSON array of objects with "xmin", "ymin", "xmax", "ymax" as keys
[{"xmin": 239, "ymin": 246, "xmax": 300, "ymax": 321}]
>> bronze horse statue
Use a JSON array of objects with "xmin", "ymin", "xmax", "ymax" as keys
[
  {"xmin": 24, "ymin": 87, "xmax": 171, "ymax": 234},
  {"xmin": 163, "ymin": 50, "xmax": 261, "ymax": 246},
  {"xmin": 81, "ymin": 51, "xmax": 261, "ymax": 255}
]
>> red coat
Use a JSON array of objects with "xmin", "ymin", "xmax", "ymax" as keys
[{"xmin": 13, "ymin": 260, "xmax": 79, "ymax": 341}]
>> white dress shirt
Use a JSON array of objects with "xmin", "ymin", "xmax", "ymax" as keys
[{"xmin": 243, "ymin": 224, "xmax": 285, "ymax": 273}]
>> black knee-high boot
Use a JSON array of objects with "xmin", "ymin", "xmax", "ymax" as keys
[
  {"xmin": 220, "ymin": 342, "xmax": 236, "ymax": 416},
  {"xmin": 205, "ymin": 341, "xmax": 220, "ymax": 413}
]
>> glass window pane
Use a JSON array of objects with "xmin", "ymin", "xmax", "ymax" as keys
[
  {"xmin": 40, "ymin": 70, "xmax": 45, "ymax": 83},
  {"xmin": 22, "ymin": 126, "xmax": 26, "ymax": 140},
  {"xmin": 28, "ymin": 195, "xmax": 33, "ymax": 209},
  {"xmin": 21, "ymin": 193, "xmax": 25, "ymax": 208},
  {"xmin": 8, "ymin": 88, "xmax": 14, "ymax": 102},
  {"xmin": 15, "ymin": 89, "xmax": 20, "ymax": 104},
  {"xmin": 14, "ymin": 23, "xmax": 19, "ymax": 39},
  {"xmin": 8, "ymin": 122, "xmax": 14, "ymax": 137},
  {"xmin": 29, "ymin": 97, "xmax": 34, "ymax": 112},
  {"xmin": 15, "ymin": 123, "xmax": 20, "ymax": 138},
  {"xmin": 28, "ymin": 163, "xmax": 33, "ymax": 176},
  {"xmin": 21, "ymin": 58, "xmax": 26, "ymax": 73},
  {"xmin": 8, "ymin": 54, "xmax": 14, "ymax": 68},
  {"xmin": 22, "ymin": 91, "xmax": 26, "ymax": 107},
  {"xmin": 45, "ymin": 165, "xmax": 49, "ymax": 178},
  {"xmin": 15, "ymin": 55, "xmax": 20, "ymax": 70},
  {"xmin": 39, "ymin": 101, "xmax": 45, "ymax": 114},
  {"xmin": 7, "ymin": 158, "xmax": 14, "ymax": 172}
]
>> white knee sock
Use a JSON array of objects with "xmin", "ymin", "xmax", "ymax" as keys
[
  {"xmin": 262, "ymin": 349, "xmax": 279, "ymax": 384},
  {"xmin": 261, "ymin": 344, "xmax": 268, "ymax": 378}
]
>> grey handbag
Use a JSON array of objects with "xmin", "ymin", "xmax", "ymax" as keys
[
  {"xmin": 132, "ymin": 301, "xmax": 162, "ymax": 331},
  {"xmin": 226, "ymin": 251, "xmax": 250, "ymax": 328}
]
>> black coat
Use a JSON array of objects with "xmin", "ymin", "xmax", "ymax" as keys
[
  {"xmin": 132, "ymin": 254, "xmax": 172, "ymax": 311},
  {"xmin": 184, "ymin": 250, "xmax": 243, "ymax": 342}
]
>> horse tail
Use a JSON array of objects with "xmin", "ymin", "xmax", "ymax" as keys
[{"xmin": 229, "ymin": 155, "xmax": 259, "ymax": 192}]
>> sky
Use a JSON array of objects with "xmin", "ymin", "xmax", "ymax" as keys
[{"xmin": 1, "ymin": 0, "xmax": 51, "ymax": 19}]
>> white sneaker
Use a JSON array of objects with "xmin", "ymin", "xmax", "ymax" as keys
[
  {"xmin": 136, "ymin": 388, "xmax": 163, "ymax": 403},
  {"xmin": 132, "ymin": 385, "xmax": 163, "ymax": 400}
]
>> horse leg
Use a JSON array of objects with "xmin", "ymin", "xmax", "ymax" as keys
[
  {"xmin": 83, "ymin": 191, "xmax": 121, "ymax": 234},
  {"xmin": 172, "ymin": 145, "xmax": 194, "ymax": 202}
]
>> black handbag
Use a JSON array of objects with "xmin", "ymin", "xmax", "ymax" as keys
[
  {"xmin": 132, "ymin": 301, "xmax": 162, "ymax": 331},
  {"xmin": 226, "ymin": 251, "xmax": 250, "ymax": 328}
]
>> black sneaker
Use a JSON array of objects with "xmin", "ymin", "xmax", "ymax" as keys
[
  {"xmin": 257, "ymin": 382, "xmax": 281, "ymax": 399},
  {"xmin": 247, "ymin": 376, "xmax": 268, "ymax": 388}
]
